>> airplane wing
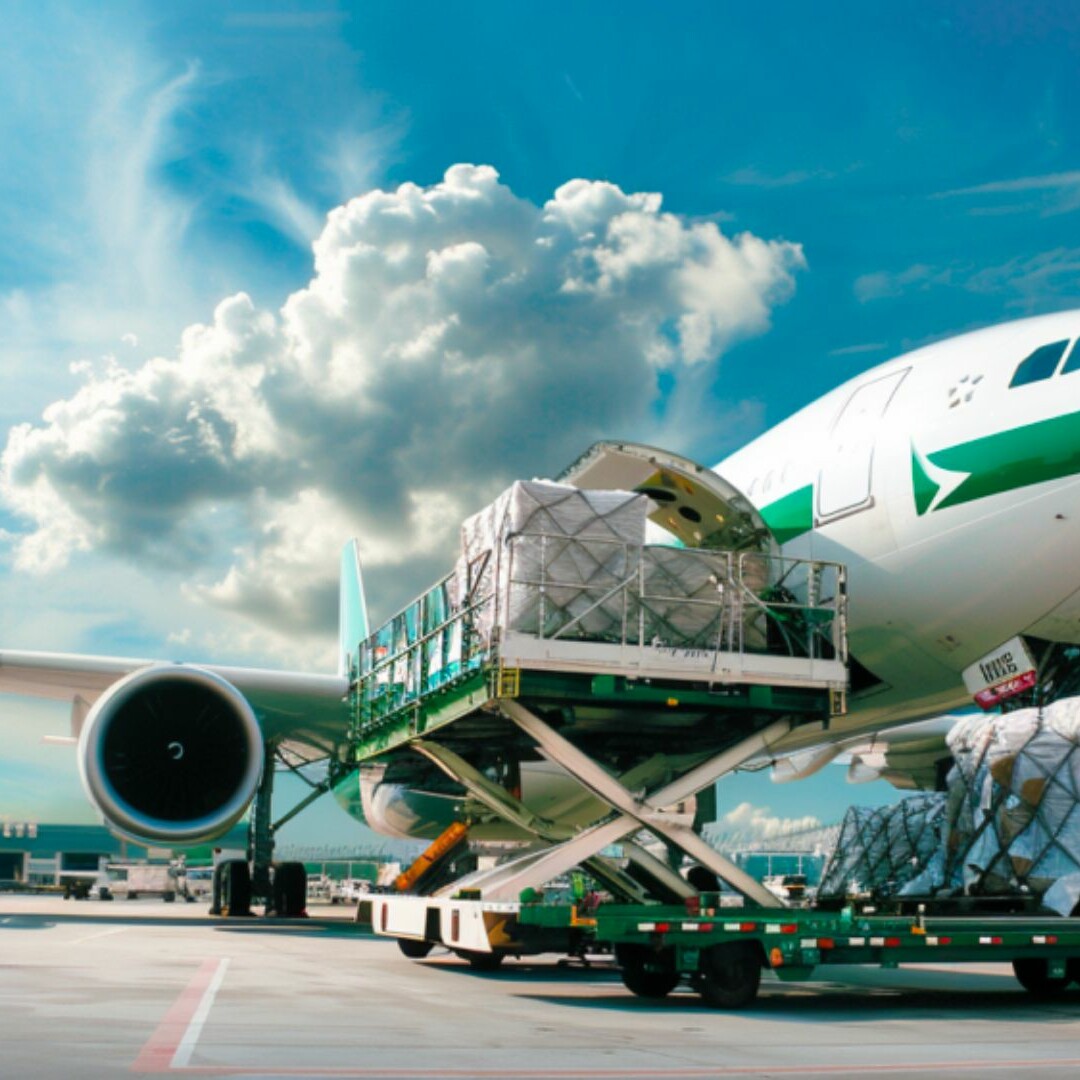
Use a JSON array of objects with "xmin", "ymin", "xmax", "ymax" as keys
[
  {"xmin": 766, "ymin": 715, "xmax": 958, "ymax": 792},
  {"xmin": 0, "ymin": 542, "xmax": 366, "ymax": 769},
  {"xmin": 0, "ymin": 648, "xmax": 350, "ymax": 761}
]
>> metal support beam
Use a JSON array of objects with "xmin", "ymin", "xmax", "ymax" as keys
[
  {"xmin": 442, "ymin": 817, "xmax": 638, "ymax": 902},
  {"xmin": 413, "ymin": 740, "xmax": 674, "ymax": 903},
  {"xmin": 621, "ymin": 839, "xmax": 698, "ymax": 900},
  {"xmin": 501, "ymin": 700, "xmax": 789, "ymax": 907},
  {"xmin": 248, "ymin": 743, "xmax": 276, "ymax": 901},
  {"xmin": 412, "ymin": 741, "xmax": 574, "ymax": 842},
  {"xmin": 271, "ymin": 774, "xmax": 335, "ymax": 834}
]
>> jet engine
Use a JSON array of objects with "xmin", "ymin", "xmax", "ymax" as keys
[{"xmin": 77, "ymin": 665, "xmax": 264, "ymax": 844}]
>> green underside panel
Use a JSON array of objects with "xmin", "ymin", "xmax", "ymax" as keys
[{"xmin": 350, "ymin": 665, "xmax": 831, "ymax": 763}]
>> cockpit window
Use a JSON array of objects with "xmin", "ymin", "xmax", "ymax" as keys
[
  {"xmin": 1009, "ymin": 340, "xmax": 1069, "ymax": 387},
  {"xmin": 1059, "ymin": 340, "xmax": 1080, "ymax": 375}
]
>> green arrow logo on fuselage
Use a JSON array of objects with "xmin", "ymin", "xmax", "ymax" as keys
[
  {"xmin": 913, "ymin": 408, "xmax": 1080, "ymax": 515},
  {"xmin": 758, "ymin": 408, "xmax": 1080, "ymax": 544}
]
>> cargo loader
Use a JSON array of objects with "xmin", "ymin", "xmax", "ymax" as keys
[{"xmin": 354, "ymin": 444, "xmax": 848, "ymax": 966}]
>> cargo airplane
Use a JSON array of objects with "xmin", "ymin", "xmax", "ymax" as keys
[{"xmin": 2, "ymin": 308, "xmax": 1080, "ymax": 854}]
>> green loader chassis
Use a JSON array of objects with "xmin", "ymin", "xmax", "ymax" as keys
[{"xmin": 518, "ymin": 899, "xmax": 1080, "ymax": 1008}]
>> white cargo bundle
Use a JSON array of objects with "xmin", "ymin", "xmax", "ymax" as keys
[
  {"xmin": 820, "ymin": 702, "xmax": 1080, "ymax": 913},
  {"xmin": 941, "ymin": 701, "xmax": 1080, "ymax": 906},
  {"xmin": 817, "ymin": 794, "xmax": 947, "ymax": 900},
  {"xmin": 456, "ymin": 479, "xmax": 650, "ymax": 641}
]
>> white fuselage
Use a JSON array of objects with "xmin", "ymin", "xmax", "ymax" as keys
[{"xmin": 719, "ymin": 309, "xmax": 1080, "ymax": 746}]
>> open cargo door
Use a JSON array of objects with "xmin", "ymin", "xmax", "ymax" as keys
[{"xmin": 558, "ymin": 441, "xmax": 777, "ymax": 556}]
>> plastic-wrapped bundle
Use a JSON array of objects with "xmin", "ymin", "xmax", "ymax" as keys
[
  {"xmin": 456, "ymin": 480, "xmax": 649, "ymax": 641},
  {"xmin": 453, "ymin": 478, "xmax": 788, "ymax": 652},
  {"xmin": 817, "ymin": 794, "xmax": 947, "ymax": 900},
  {"xmin": 941, "ymin": 702, "xmax": 1080, "ymax": 902},
  {"xmin": 637, "ymin": 546, "xmax": 731, "ymax": 648},
  {"xmin": 823, "ymin": 704, "xmax": 1080, "ymax": 911}
]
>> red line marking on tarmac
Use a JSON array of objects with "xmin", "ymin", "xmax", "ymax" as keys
[
  {"xmin": 131, "ymin": 958, "xmax": 226, "ymax": 1073},
  {"xmin": 132, "ymin": 1054, "xmax": 1080, "ymax": 1077}
]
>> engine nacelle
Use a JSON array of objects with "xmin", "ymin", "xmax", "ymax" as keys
[{"xmin": 77, "ymin": 665, "xmax": 264, "ymax": 845}]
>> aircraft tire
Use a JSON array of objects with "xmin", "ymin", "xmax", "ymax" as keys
[
  {"xmin": 397, "ymin": 937, "xmax": 434, "ymax": 959},
  {"xmin": 696, "ymin": 942, "xmax": 762, "ymax": 1009},
  {"xmin": 219, "ymin": 859, "xmax": 252, "ymax": 917},
  {"xmin": 1013, "ymin": 958, "xmax": 1072, "ymax": 998},
  {"xmin": 615, "ymin": 944, "xmax": 680, "ymax": 999},
  {"xmin": 273, "ymin": 862, "xmax": 307, "ymax": 917}
]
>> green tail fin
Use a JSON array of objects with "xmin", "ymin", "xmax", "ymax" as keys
[{"xmin": 338, "ymin": 539, "xmax": 369, "ymax": 677}]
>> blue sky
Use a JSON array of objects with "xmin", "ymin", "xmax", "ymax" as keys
[{"xmin": 2, "ymin": 1, "xmax": 1079, "ymax": 843}]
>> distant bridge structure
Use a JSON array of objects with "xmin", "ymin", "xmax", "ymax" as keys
[{"xmin": 705, "ymin": 821, "xmax": 842, "ymax": 857}]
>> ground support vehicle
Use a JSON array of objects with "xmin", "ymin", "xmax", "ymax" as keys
[
  {"xmin": 67, "ymin": 862, "xmax": 182, "ymax": 902},
  {"xmin": 517, "ymin": 897, "xmax": 1080, "ymax": 1007},
  {"xmin": 354, "ymin": 451, "xmax": 849, "ymax": 962}
]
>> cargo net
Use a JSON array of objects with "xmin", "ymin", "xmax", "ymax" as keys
[
  {"xmin": 937, "ymin": 704, "xmax": 1080, "ymax": 908},
  {"xmin": 819, "ymin": 701, "xmax": 1080, "ymax": 914},
  {"xmin": 818, "ymin": 794, "xmax": 947, "ymax": 900}
]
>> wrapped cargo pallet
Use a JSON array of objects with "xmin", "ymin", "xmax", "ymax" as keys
[
  {"xmin": 456, "ymin": 480, "xmax": 649, "ymax": 643},
  {"xmin": 817, "ymin": 794, "xmax": 947, "ymax": 900},
  {"xmin": 941, "ymin": 702, "xmax": 1080, "ymax": 908},
  {"xmin": 454, "ymin": 478, "xmax": 785, "ymax": 654},
  {"xmin": 820, "ymin": 702, "xmax": 1080, "ymax": 913}
]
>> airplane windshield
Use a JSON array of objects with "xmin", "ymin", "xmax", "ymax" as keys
[
  {"xmin": 1009, "ymin": 339, "xmax": 1069, "ymax": 387},
  {"xmin": 1059, "ymin": 340, "xmax": 1080, "ymax": 376}
]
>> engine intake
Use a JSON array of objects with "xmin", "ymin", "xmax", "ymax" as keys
[{"xmin": 78, "ymin": 665, "xmax": 264, "ymax": 844}]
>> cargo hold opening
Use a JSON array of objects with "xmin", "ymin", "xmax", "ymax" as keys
[{"xmin": 558, "ymin": 441, "xmax": 776, "ymax": 555}]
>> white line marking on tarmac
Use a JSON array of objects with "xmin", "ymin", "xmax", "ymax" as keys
[
  {"xmin": 171, "ymin": 957, "xmax": 230, "ymax": 1069},
  {"xmin": 69, "ymin": 926, "xmax": 127, "ymax": 945}
]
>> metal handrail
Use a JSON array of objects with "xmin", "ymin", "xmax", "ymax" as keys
[{"xmin": 351, "ymin": 533, "xmax": 847, "ymax": 733}]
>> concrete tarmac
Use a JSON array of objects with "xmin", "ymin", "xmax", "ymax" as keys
[{"xmin": 3, "ymin": 894, "xmax": 1080, "ymax": 1079}]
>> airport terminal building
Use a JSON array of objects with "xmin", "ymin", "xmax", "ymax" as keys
[{"xmin": 0, "ymin": 823, "xmax": 155, "ymax": 888}]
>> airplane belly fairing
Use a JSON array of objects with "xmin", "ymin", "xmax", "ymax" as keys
[{"xmin": 346, "ymin": 758, "xmax": 610, "ymax": 844}]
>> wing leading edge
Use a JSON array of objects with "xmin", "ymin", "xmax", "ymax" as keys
[{"xmin": 0, "ymin": 648, "xmax": 350, "ymax": 761}]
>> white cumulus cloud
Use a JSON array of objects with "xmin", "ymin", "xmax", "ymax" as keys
[
  {"xmin": 1, "ymin": 165, "xmax": 805, "ymax": 658},
  {"xmin": 720, "ymin": 800, "xmax": 822, "ymax": 839}
]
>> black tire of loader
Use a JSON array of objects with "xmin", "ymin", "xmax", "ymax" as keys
[
  {"xmin": 615, "ymin": 943, "xmax": 681, "ymax": 999},
  {"xmin": 697, "ymin": 941, "xmax": 762, "ymax": 1009},
  {"xmin": 397, "ymin": 937, "xmax": 435, "ymax": 959},
  {"xmin": 1013, "ymin": 957, "xmax": 1072, "ymax": 999},
  {"xmin": 454, "ymin": 949, "xmax": 505, "ymax": 971}
]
